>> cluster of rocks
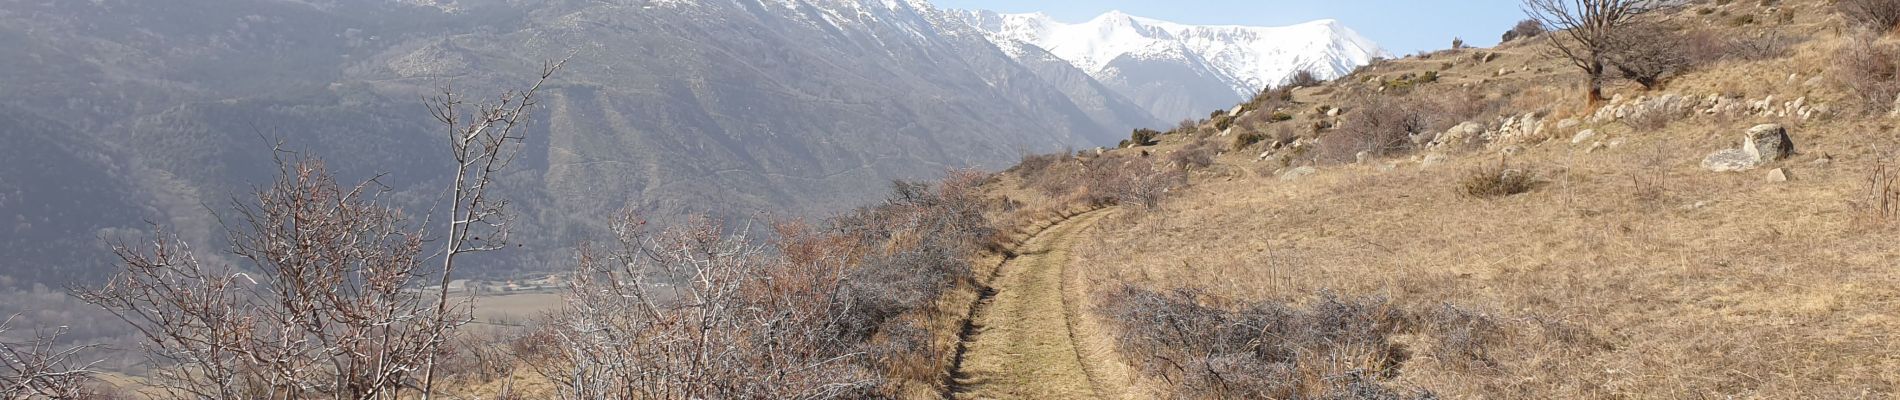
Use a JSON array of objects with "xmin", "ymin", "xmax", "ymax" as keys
[
  {"xmin": 1589, "ymin": 93, "xmax": 1830, "ymax": 125},
  {"xmin": 1421, "ymin": 112, "xmax": 1548, "ymax": 153}
]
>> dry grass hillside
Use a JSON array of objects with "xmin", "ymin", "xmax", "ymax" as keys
[{"xmin": 992, "ymin": 0, "xmax": 1900, "ymax": 398}]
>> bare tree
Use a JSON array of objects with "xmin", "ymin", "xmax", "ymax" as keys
[
  {"xmin": 78, "ymin": 61, "xmax": 566, "ymax": 400},
  {"xmin": 1522, "ymin": 0, "xmax": 1663, "ymax": 105},
  {"xmin": 0, "ymin": 315, "xmax": 103, "ymax": 399},
  {"xmin": 416, "ymin": 58, "xmax": 569, "ymax": 400}
]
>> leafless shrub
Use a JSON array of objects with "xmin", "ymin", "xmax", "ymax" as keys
[
  {"xmin": 540, "ymin": 214, "xmax": 879, "ymax": 399},
  {"xmin": 1285, "ymin": 70, "xmax": 1324, "ymax": 88},
  {"xmin": 75, "ymin": 61, "xmax": 565, "ymax": 399},
  {"xmin": 1321, "ymin": 92, "xmax": 1432, "ymax": 163},
  {"xmin": 0, "ymin": 315, "xmax": 106, "ymax": 399},
  {"xmin": 1011, "ymin": 152, "xmax": 1067, "ymax": 181},
  {"xmin": 1839, "ymin": 0, "xmax": 1900, "ymax": 32},
  {"xmin": 1856, "ymin": 158, "xmax": 1900, "ymax": 226},
  {"xmin": 1167, "ymin": 139, "xmax": 1218, "ymax": 171},
  {"xmin": 1834, "ymin": 35, "xmax": 1900, "ymax": 114},
  {"xmin": 542, "ymin": 171, "xmax": 997, "ymax": 398},
  {"xmin": 1501, "ymin": 19, "xmax": 1547, "ymax": 43},
  {"xmin": 1098, "ymin": 286, "xmax": 1431, "ymax": 399},
  {"xmin": 1683, "ymin": 30, "xmax": 1803, "ymax": 64},
  {"xmin": 1078, "ymin": 156, "xmax": 1188, "ymax": 210},
  {"xmin": 1232, "ymin": 131, "xmax": 1271, "ymax": 151}
]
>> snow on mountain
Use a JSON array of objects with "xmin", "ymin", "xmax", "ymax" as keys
[{"xmin": 954, "ymin": 9, "xmax": 1390, "ymax": 97}]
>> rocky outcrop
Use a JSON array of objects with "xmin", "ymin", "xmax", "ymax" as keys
[
  {"xmin": 1591, "ymin": 93, "xmax": 1831, "ymax": 125},
  {"xmin": 1703, "ymin": 124, "xmax": 1796, "ymax": 172},
  {"xmin": 1743, "ymin": 124, "xmax": 1796, "ymax": 163}
]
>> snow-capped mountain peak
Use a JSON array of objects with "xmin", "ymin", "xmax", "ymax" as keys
[{"xmin": 954, "ymin": 10, "xmax": 1390, "ymax": 97}]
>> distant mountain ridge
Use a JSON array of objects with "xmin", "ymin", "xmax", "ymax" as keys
[
  {"xmin": 953, "ymin": 10, "xmax": 1390, "ymax": 121},
  {"xmin": 0, "ymin": 0, "xmax": 1155, "ymax": 285}
]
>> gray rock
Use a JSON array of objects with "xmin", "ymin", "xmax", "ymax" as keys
[
  {"xmin": 1433, "ymin": 121, "xmax": 1487, "ymax": 150},
  {"xmin": 1280, "ymin": 166, "xmax": 1319, "ymax": 181},
  {"xmin": 1767, "ymin": 168, "xmax": 1792, "ymax": 182},
  {"xmin": 1703, "ymin": 149, "xmax": 1760, "ymax": 172},
  {"xmin": 1419, "ymin": 153, "xmax": 1448, "ymax": 169},
  {"xmin": 1556, "ymin": 118, "xmax": 1582, "ymax": 131},
  {"xmin": 1571, "ymin": 129, "xmax": 1597, "ymax": 144},
  {"xmin": 1744, "ymin": 124, "xmax": 1795, "ymax": 162}
]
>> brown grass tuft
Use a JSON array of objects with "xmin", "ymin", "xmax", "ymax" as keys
[{"xmin": 1459, "ymin": 161, "xmax": 1541, "ymax": 198}]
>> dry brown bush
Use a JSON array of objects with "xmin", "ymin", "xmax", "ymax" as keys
[
  {"xmin": 1098, "ymin": 286, "xmax": 1435, "ymax": 399},
  {"xmin": 1320, "ymin": 92, "xmax": 1433, "ymax": 163},
  {"xmin": 1840, "ymin": 0, "xmax": 1900, "ymax": 32},
  {"xmin": 1167, "ymin": 139, "xmax": 1218, "ymax": 171},
  {"xmin": 1460, "ymin": 161, "xmax": 1541, "ymax": 198},
  {"xmin": 1074, "ymin": 155, "xmax": 1187, "ymax": 210},
  {"xmin": 1834, "ymin": 35, "xmax": 1900, "ymax": 113},
  {"xmin": 1681, "ymin": 29, "xmax": 1804, "ymax": 68},
  {"xmin": 540, "ymin": 171, "xmax": 1000, "ymax": 398},
  {"xmin": 1501, "ymin": 19, "xmax": 1547, "ymax": 43},
  {"xmin": 1857, "ymin": 157, "xmax": 1900, "ymax": 226},
  {"xmin": 1285, "ymin": 70, "xmax": 1324, "ymax": 88}
]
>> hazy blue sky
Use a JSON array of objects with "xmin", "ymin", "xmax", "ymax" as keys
[{"xmin": 933, "ymin": 0, "xmax": 1529, "ymax": 55}]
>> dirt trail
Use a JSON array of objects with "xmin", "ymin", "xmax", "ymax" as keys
[{"xmin": 950, "ymin": 210, "xmax": 1135, "ymax": 400}]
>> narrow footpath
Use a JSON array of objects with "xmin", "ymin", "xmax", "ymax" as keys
[{"xmin": 949, "ymin": 210, "xmax": 1134, "ymax": 400}]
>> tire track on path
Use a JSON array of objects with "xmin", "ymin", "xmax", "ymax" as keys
[{"xmin": 948, "ymin": 210, "xmax": 1133, "ymax": 400}]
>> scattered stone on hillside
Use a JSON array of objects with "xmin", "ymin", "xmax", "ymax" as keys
[
  {"xmin": 1556, "ymin": 118, "xmax": 1581, "ymax": 131},
  {"xmin": 1486, "ymin": 113, "xmax": 1543, "ymax": 144},
  {"xmin": 1431, "ymin": 121, "xmax": 1487, "ymax": 151},
  {"xmin": 1355, "ymin": 151, "xmax": 1371, "ymax": 164},
  {"xmin": 1500, "ymin": 145, "xmax": 1525, "ymax": 156},
  {"xmin": 1481, "ymin": 52, "xmax": 1499, "ymax": 63},
  {"xmin": 1571, "ymin": 129, "xmax": 1597, "ymax": 144},
  {"xmin": 1703, "ymin": 149, "xmax": 1759, "ymax": 172},
  {"xmin": 1419, "ymin": 153, "xmax": 1448, "ymax": 169},
  {"xmin": 1812, "ymin": 153, "xmax": 1834, "ymax": 167},
  {"xmin": 1280, "ymin": 166, "xmax": 1318, "ymax": 181},
  {"xmin": 1586, "ymin": 142, "xmax": 1605, "ymax": 154},
  {"xmin": 1767, "ymin": 168, "xmax": 1792, "ymax": 182},
  {"xmin": 1744, "ymin": 124, "xmax": 1795, "ymax": 162},
  {"xmin": 1326, "ymin": 107, "xmax": 1342, "ymax": 117},
  {"xmin": 1220, "ymin": 127, "xmax": 1233, "ymax": 137},
  {"xmin": 1229, "ymin": 107, "xmax": 1246, "ymax": 117}
]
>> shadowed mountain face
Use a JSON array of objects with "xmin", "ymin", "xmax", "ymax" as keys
[{"xmin": 0, "ymin": 0, "xmax": 1140, "ymax": 283}]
